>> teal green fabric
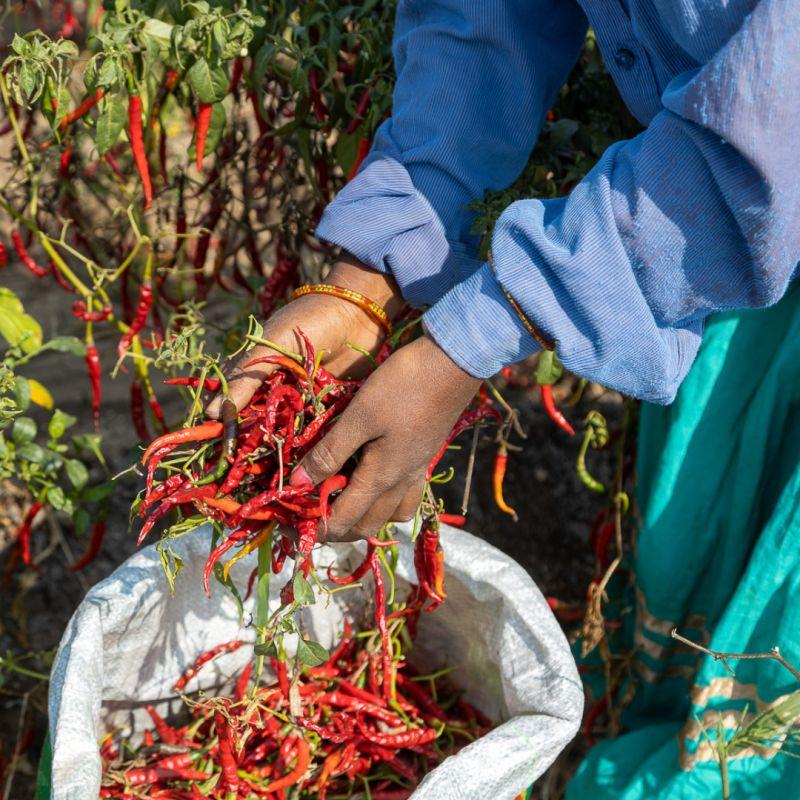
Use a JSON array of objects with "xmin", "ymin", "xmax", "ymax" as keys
[{"xmin": 568, "ymin": 282, "xmax": 800, "ymax": 799}]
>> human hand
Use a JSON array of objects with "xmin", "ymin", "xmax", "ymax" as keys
[
  {"xmin": 290, "ymin": 333, "xmax": 482, "ymax": 541},
  {"xmin": 205, "ymin": 254, "xmax": 403, "ymax": 418}
]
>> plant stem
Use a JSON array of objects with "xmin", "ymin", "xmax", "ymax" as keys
[
  {"xmin": 719, "ymin": 747, "xmax": 730, "ymax": 800},
  {"xmin": 254, "ymin": 531, "xmax": 273, "ymax": 691}
]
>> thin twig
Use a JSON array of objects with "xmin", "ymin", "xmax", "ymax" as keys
[
  {"xmin": 671, "ymin": 630, "xmax": 800, "ymax": 682},
  {"xmin": 3, "ymin": 691, "xmax": 29, "ymax": 800},
  {"xmin": 460, "ymin": 424, "xmax": 481, "ymax": 516}
]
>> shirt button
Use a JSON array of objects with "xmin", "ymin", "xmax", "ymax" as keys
[{"xmin": 614, "ymin": 48, "xmax": 636, "ymax": 69}]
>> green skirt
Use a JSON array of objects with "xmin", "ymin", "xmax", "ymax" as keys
[{"xmin": 568, "ymin": 282, "xmax": 800, "ymax": 798}]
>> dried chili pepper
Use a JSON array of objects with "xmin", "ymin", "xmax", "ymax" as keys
[
  {"xmin": 195, "ymin": 102, "xmax": 212, "ymax": 171},
  {"xmin": 492, "ymin": 443, "xmax": 517, "ymax": 520},
  {"xmin": 68, "ymin": 520, "xmax": 106, "ymax": 572},
  {"xmin": 128, "ymin": 92, "xmax": 153, "ymax": 208},
  {"xmin": 11, "ymin": 231, "xmax": 48, "ymax": 277},
  {"xmin": 540, "ymin": 384, "xmax": 575, "ymax": 436}
]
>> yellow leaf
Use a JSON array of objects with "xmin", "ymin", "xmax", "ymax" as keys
[{"xmin": 29, "ymin": 379, "xmax": 53, "ymax": 410}]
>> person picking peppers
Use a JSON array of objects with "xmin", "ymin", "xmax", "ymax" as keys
[{"xmin": 206, "ymin": 3, "xmax": 800, "ymax": 798}]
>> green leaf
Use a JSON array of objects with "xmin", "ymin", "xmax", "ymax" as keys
[
  {"xmin": 72, "ymin": 434, "xmax": 106, "ymax": 467},
  {"xmin": 292, "ymin": 573, "xmax": 315, "ymax": 606},
  {"xmin": 17, "ymin": 442, "xmax": 46, "ymax": 464},
  {"xmin": 65, "ymin": 458, "xmax": 89, "ymax": 490},
  {"xmin": 535, "ymin": 350, "xmax": 563, "ymax": 386},
  {"xmin": 97, "ymin": 58, "xmax": 118, "ymax": 89},
  {"xmin": 14, "ymin": 376, "xmax": 31, "ymax": 412},
  {"xmin": 95, "ymin": 94, "xmax": 126, "ymax": 155},
  {"xmin": 12, "ymin": 416, "xmax": 37, "ymax": 445},
  {"xmin": 187, "ymin": 58, "xmax": 229, "ymax": 104},
  {"xmin": 47, "ymin": 485, "xmax": 67, "ymax": 510},
  {"xmin": 72, "ymin": 507, "xmax": 90, "ymax": 536},
  {"xmin": 40, "ymin": 336, "xmax": 86, "ymax": 356},
  {"xmin": 11, "ymin": 34, "xmax": 27, "ymax": 55},
  {"xmin": 0, "ymin": 288, "xmax": 43, "ymax": 354},
  {"xmin": 54, "ymin": 85, "xmax": 72, "ymax": 125},
  {"xmin": 81, "ymin": 481, "xmax": 114, "ymax": 504},
  {"xmin": 19, "ymin": 62, "xmax": 36, "ymax": 99},
  {"xmin": 254, "ymin": 640, "xmax": 278, "ymax": 658},
  {"xmin": 296, "ymin": 639, "xmax": 329, "ymax": 667},
  {"xmin": 48, "ymin": 409, "xmax": 76, "ymax": 440},
  {"xmin": 334, "ymin": 129, "xmax": 363, "ymax": 178}
]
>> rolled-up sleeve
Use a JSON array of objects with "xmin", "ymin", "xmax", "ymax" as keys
[
  {"xmin": 425, "ymin": 0, "xmax": 800, "ymax": 403},
  {"xmin": 316, "ymin": 0, "xmax": 588, "ymax": 307}
]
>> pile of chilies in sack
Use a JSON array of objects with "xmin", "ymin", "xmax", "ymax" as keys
[{"xmin": 100, "ymin": 332, "xmax": 505, "ymax": 798}]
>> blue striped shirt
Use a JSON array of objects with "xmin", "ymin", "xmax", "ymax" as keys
[{"xmin": 317, "ymin": 0, "xmax": 800, "ymax": 403}]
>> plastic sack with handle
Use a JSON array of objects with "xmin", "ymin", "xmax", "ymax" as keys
[{"xmin": 48, "ymin": 522, "xmax": 583, "ymax": 799}]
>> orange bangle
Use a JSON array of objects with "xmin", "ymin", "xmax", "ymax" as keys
[
  {"xmin": 488, "ymin": 252, "xmax": 553, "ymax": 351},
  {"xmin": 289, "ymin": 283, "xmax": 393, "ymax": 337}
]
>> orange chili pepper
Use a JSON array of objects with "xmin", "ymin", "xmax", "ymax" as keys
[{"xmin": 493, "ymin": 443, "xmax": 517, "ymax": 521}]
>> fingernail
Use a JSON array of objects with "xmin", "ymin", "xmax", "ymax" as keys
[{"xmin": 289, "ymin": 465, "xmax": 313, "ymax": 487}]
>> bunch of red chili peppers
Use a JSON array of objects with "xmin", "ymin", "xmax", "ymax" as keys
[
  {"xmin": 99, "ymin": 634, "xmax": 491, "ymax": 799},
  {"xmin": 111, "ymin": 331, "xmax": 507, "ymax": 797}
]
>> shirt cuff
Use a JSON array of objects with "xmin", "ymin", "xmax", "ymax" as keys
[
  {"xmin": 315, "ymin": 156, "xmax": 482, "ymax": 308},
  {"xmin": 423, "ymin": 261, "xmax": 541, "ymax": 379}
]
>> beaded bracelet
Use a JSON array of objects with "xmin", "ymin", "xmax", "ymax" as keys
[
  {"xmin": 488, "ymin": 252, "xmax": 553, "ymax": 351},
  {"xmin": 289, "ymin": 283, "xmax": 393, "ymax": 337}
]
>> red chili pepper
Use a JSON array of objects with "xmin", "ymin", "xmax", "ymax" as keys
[
  {"xmin": 308, "ymin": 69, "xmax": 328, "ymax": 123},
  {"xmin": 11, "ymin": 231, "xmax": 48, "ymax": 277},
  {"xmin": 59, "ymin": 146, "xmax": 72, "ymax": 177},
  {"xmin": 348, "ymin": 137, "xmax": 371, "ymax": 181},
  {"xmin": 128, "ymin": 93, "xmax": 153, "ymax": 208},
  {"xmin": 118, "ymin": 272, "xmax": 153, "ymax": 359},
  {"xmin": 17, "ymin": 502, "xmax": 42, "ymax": 571},
  {"xmin": 583, "ymin": 694, "xmax": 608, "ymax": 747},
  {"xmin": 85, "ymin": 338, "xmax": 102, "ymax": 432},
  {"xmin": 145, "ymin": 705, "xmax": 179, "ymax": 745},
  {"xmin": 130, "ymin": 379, "xmax": 149, "ymax": 441},
  {"xmin": 173, "ymin": 640, "xmax": 244, "ymax": 692},
  {"xmin": 345, "ymin": 87, "xmax": 372, "ymax": 135},
  {"xmin": 50, "ymin": 259, "xmax": 74, "ymax": 292},
  {"xmin": 319, "ymin": 474, "xmax": 347, "ymax": 532},
  {"xmin": 71, "ymin": 300, "xmax": 111, "ymax": 321},
  {"xmin": 163, "ymin": 376, "xmax": 221, "ymax": 392},
  {"xmin": 67, "ymin": 520, "xmax": 106, "ymax": 572},
  {"xmin": 195, "ymin": 102, "xmax": 212, "ymax": 171},
  {"xmin": 202, "ymin": 526, "xmax": 252, "ymax": 596},
  {"xmin": 140, "ymin": 420, "xmax": 224, "ymax": 466},
  {"xmin": 540, "ymin": 383, "xmax": 575, "ymax": 436},
  {"xmin": 368, "ymin": 549, "xmax": 394, "ymax": 701},
  {"xmin": 228, "ymin": 57, "xmax": 243, "ymax": 95},
  {"xmin": 493, "ymin": 443, "xmax": 517, "ymax": 520},
  {"xmin": 265, "ymin": 736, "xmax": 310, "ymax": 792},
  {"xmin": 214, "ymin": 710, "xmax": 240, "ymax": 797},
  {"xmin": 58, "ymin": 88, "xmax": 103, "ymax": 132},
  {"xmin": 438, "ymin": 513, "xmax": 466, "ymax": 527},
  {"xmin": 193, "ymin": 196, "xmax": 222, "ymax": 300},
  {"xmin": 0, "ymin": 241, "xmax": 6, "ymax": 269}
]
